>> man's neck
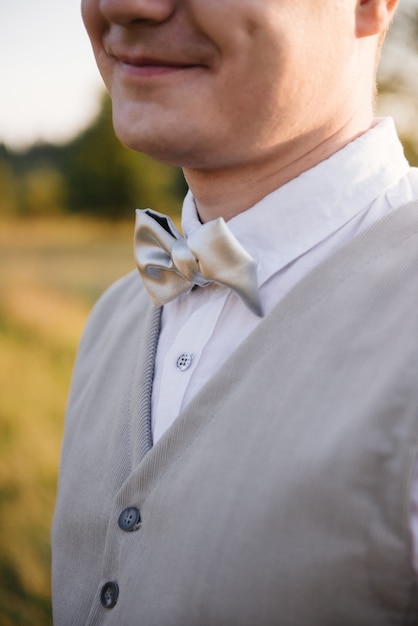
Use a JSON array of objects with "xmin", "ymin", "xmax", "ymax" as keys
[{"xmin": 183, "ymin": 114, "xmax": 373, "ymax": 223}]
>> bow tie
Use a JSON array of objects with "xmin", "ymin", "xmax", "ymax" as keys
[{"xmin": 134, "ymin": 209, "xmax": 263, "ymax": 316}]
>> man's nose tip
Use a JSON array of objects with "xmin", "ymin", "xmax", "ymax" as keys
[{"xmin": 98, "ymin": 0, "xmax": 176, "ymax": 26}]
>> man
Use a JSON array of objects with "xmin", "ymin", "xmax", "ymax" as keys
[{"xmin": 52, "ymin": 0, "xmax": 418, "ymax": 624}]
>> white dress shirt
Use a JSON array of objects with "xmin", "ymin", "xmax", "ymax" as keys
[
  {"xmin": 152, "ymin": 117, "xmax": 418, "ymax": 441},
  {"xmin": 151, "ymin": 117, "xmax": 418, "ymax": 570}
]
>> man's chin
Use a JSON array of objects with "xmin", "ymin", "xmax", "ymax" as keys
[{"xmin": 112, "ymin": 121, "xmax": 198, "ymax": 167}]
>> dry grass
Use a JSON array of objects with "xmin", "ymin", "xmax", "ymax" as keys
[{"xmin": 0, "ymin": 216, "xmax": 135, "ymax": 624}]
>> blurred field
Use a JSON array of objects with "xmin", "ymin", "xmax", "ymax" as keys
[{"xmin": 0, "ymin": 217, "xmax": 136, "ymax": 624}]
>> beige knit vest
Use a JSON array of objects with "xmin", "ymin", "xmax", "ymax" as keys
[{"xmin": 53, "ymin": 201, "xmax": 418, "ymax": 625}]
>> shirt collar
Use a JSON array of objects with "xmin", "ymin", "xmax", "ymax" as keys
[{"xmin": 182, "ymin": 117, "xmax": 409, "ymax": 286}]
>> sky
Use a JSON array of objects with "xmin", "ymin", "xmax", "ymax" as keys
[
  {"xmin": 0, "ymin": 0, "xmax": 104, "ymax": 150},
  {"xmin": 0, "ymin": 1, "xmax": 417, "ymax": 151}
]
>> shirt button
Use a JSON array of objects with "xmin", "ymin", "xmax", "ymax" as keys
[
  {"xmin": 118, "ymin": 507, "xmax": 141, "ymax": 532},
  {"xmin": 100, "ymin": 581, "xmax": 119, "ymax": 609},
  {"xmin": 176, "ymin": 353, "xmax": 193, "ymax": 371}
]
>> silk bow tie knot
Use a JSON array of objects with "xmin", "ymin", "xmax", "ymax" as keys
[{"xmin": 134, "ymin": 208, "xmax": 263, "ymax": 316}]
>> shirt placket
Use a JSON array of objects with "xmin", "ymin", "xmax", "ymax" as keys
[{"xmin": 152, "ymin": 291, "xmax": 228, "ymax": 443}]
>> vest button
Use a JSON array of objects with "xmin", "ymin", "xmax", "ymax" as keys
[
  {"xmin": 100, "ymin": 581, "xmax": 119, "ymax": 609},
  {"xmin": 118, "ymin": 507, "xmax": 141, "ymax": 532}
]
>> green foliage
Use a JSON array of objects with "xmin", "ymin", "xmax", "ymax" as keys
[
  {"xmin": 401, "ymin": 138, "xmax": 418, "ymax": 167},
  {"xmin": 0, "ymin": 143, "xmax": 68, "ymax": 217},
  {"xmin": 0, "ymin": 161, "xmax": 19, "ymax": 216},
  {"xmin": 64, "ymin": 94, "xmax": 186, "ymax": 218},
  {"xmin": 376, "ymin": 0, "xmax": 418, "ymax": 165},
  {"xmin": 0, "ymin": 93, "xmax": 187, "ymax": 220},
  {"xmin": 21, "ymin": 168, "xmax": 67, "ymax": 216}
]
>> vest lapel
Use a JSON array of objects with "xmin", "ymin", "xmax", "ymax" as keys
[{"xmin": 128, "ymin": 303, "xmax": 161, "ymax": 466}]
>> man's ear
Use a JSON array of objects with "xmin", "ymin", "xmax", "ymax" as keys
[{"xmin": 355, "ymin": 0, "xmax": 399, "ymax": 38}]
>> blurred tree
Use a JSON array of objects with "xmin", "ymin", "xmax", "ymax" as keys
[
  {"xmin": 64, "ymin": 93, "xmax": 187, "ymax": 219},
  {"xmin": 0, "ymin": 143, "xmax": 68, "ymax": 217},
  {"xmin": 0, "ymin": 94, "xmax": 187, "ymax": 220},
  {"xmin": 20, "ymin": 168, "xmax": 67, "ymax": 216},
  {"xmin": 377, "ymin": 0, "xmax": 418, "ymax": 164},
  {"xmin": 0, "ymin": 158, "xmax": 19, "ymax": 216}
]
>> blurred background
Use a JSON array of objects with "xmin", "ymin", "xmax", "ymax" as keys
[{"xmin": 0, "ymin": 0, "xmax": 417, "ymax": 624}]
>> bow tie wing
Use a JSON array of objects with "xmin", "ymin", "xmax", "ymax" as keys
[
  {"xmin": 134, "ymin": 209, "xmax": 193, "ymax": 306},
  {"xmin": 134, "ymin": 209, "xmax": 263, "ymax": 316},
  {"xmin": 188, "ymin": 219, "xmax": 263, "ymax": 317}
]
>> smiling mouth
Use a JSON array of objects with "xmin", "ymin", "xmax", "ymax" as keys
[
  {"xmin": 112, "ymin": 53, "xmax": 205, "ymax": 78},
  {"xmin": 122, "ymin": 62, "xmax": 197, "ymax": 78}
]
